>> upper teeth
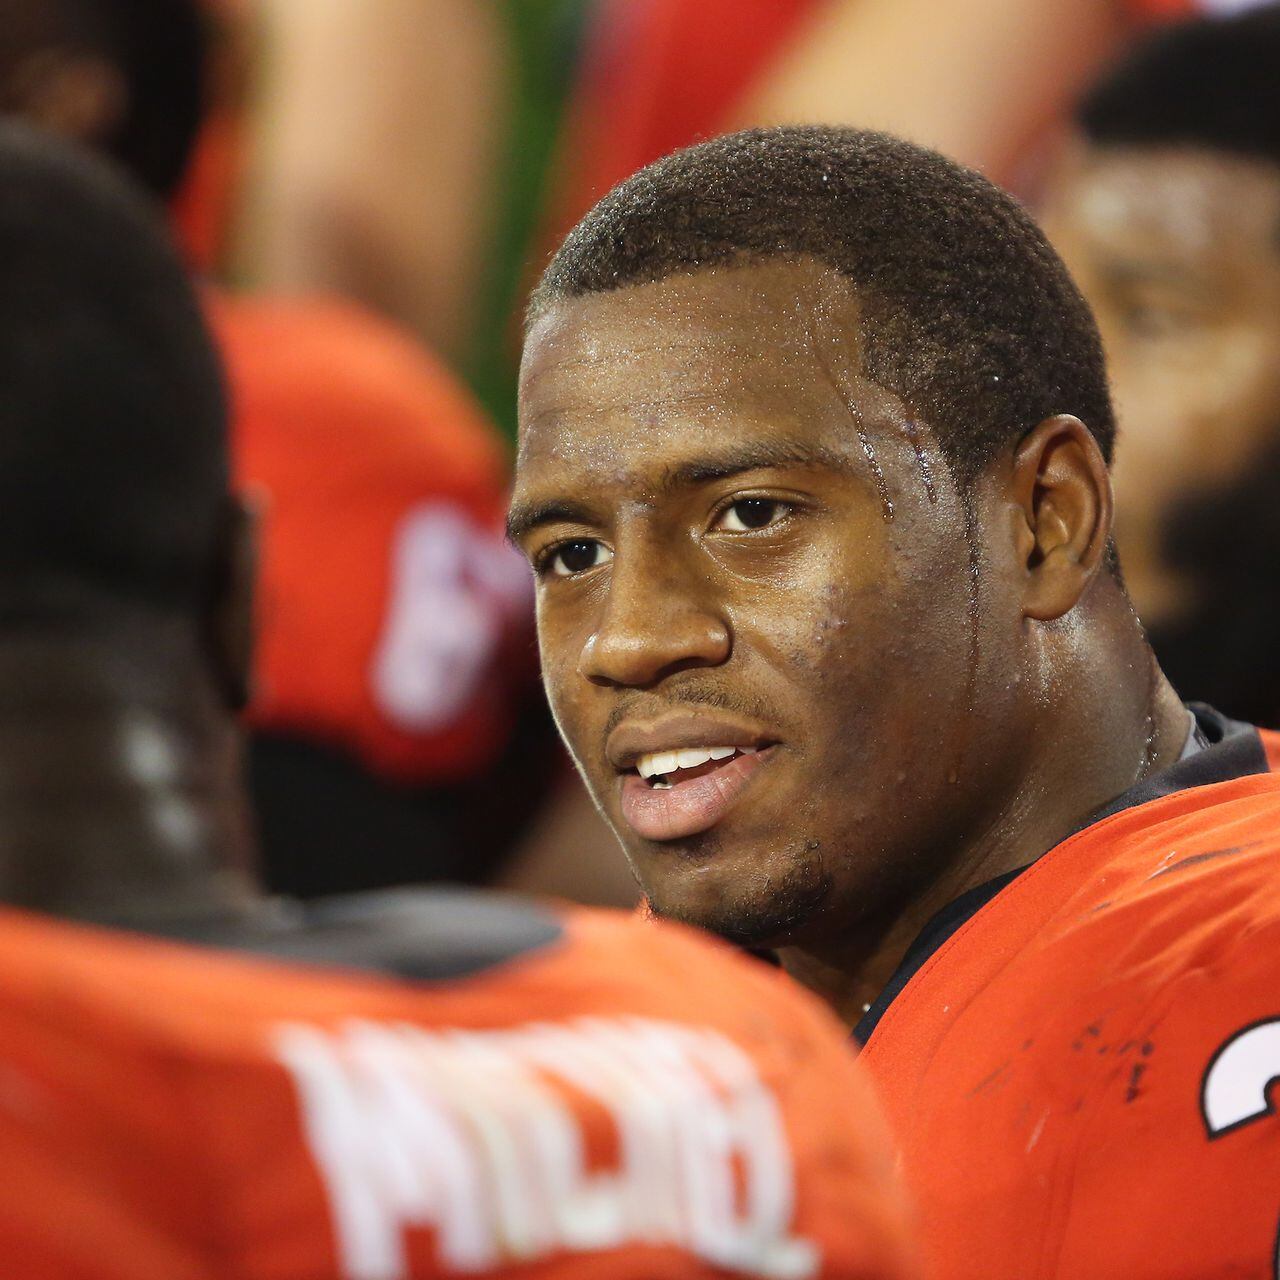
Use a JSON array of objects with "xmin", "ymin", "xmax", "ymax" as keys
[{"xmin": 635, "ymin": 745, "xmax": 750, "ymax": 779}]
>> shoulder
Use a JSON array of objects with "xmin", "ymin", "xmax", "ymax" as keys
[
  {"xmin": 885, "ymin": 772, "xmax": 1280, "ymax": 1047},
  {"xmin": 0, "ymin": 902, "xmax": 916, "ymax": 1279},
  {"xmin": 873, "ymin": 776, "xmax": 1280, "ymax": 1277},
  {"xmin": 0, "ymin": 894, "xmax": 876, "ymax": 1136},
  {"xmin": 954, "ymin": 772, "xmax": 1280, "ymax": 1058},
  {"xmin": 1046, "ymin": 771, "xmax": 1280, "ymax": 964},
  {"xmin": 980, "ymin": 779, "xmax": 1280, "ymax": 1274},
  {"xmin": 0, "ymin": 893, "xmax": 852, "ymax": 1052},
  {"xmin": 864, "ymin": 769, "xmax": 1280, "ymax": 1124}
]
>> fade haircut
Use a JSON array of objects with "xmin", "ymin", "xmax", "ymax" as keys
[
  {"xmin": 532, "ymin": 126, "xmax": 1115, "ymax": 487},
  {"xmin": 0, "ymin": 123, "xmax": 227, "ymax": 622},
  {"xmin": 1078, "ymin": 3, "xmax": 1280, "ymax": 166}
]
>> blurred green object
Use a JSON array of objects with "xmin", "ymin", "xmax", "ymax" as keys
[{"xmin": 465, "ymin": 0, "xmax": 590, "ymax": 446}]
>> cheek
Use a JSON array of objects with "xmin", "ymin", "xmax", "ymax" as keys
[
  {"xmin": 533, "ymin": 596, "xmax": 589, "ymax": 737},
  {"xmin": 748, "ymin": 534, "xmax": 975, "ymax": 745},
  {"xmin": 729, "ymin": 525, "xmax": 887, "ymax": 674}
]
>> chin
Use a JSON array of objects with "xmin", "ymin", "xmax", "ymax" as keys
[{"xmin": 643, "ymin": 852, "xmax": 832, "ymax": 951}]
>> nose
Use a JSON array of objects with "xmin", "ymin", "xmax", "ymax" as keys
[{"xmin": 578, "ymin": 546, "xmax": 731, "ymax": 689}]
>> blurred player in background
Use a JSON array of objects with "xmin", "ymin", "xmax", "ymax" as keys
[
  {"xmin": 515, "ymin": 125, "xmax": 1280, "ymax": 1277},
  {"xmin": 0, "ymin": 122, "xmax": 917, "ymax": 1280},
  {"xmin": 0, "ymin": 0, "xmax": 628, "ymax": 901},
  {"xmin": 1040, "ymin": 3, "xmax": 1280, "ymax": 727}
]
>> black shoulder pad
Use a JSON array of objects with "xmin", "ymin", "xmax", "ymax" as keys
[{"xmin": 197, "ymin": 888, "xmax": 565, "ymax": 982}]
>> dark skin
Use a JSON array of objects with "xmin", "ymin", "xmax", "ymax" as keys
[
  {"xmin": 0, "ymin": 499, "xmax": 262, "ymax": 929},
  {"xmin": 512, "ymin": 257, "xmax": 1186, "ymax": 1026}
]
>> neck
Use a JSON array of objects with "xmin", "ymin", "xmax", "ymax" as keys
[
  {"xmin": 779, "ymin": 580, "xmax": 1188, "ymax": 1029},
  {"xmin": 0, "ymin": 629, "xmax": 260, "ymax": 930}
]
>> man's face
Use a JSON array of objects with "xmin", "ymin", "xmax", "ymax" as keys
[
  {"xmin": 1040, "ymin": 142, "xmax": 1280, "ymax": 626},
  {"xmin": 512, "ymin": 259, "xmax": 1031, "ymax": 947}
]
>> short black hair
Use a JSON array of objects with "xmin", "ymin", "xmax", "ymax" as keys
[
  {"xmin": 0, "ymin": 122, "xmax": 227, "ymax": 621},
  {"xmin": 532, "ymin": 126, "xmax": 1115, "ymax": 485},
  {"xmin": 0, "ymin": 0, "xmax": 208, "ymax": 198},
  {"xmin": 1078, "ymin": 4, "xmax": 1280, "ymax": 165}
]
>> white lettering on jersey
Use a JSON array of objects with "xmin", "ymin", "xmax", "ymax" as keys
[
  {"xmin": 1201, "ymin": 1018, "xmax": 1280, "ymax": 1279},
  {"xmin": 274, "ymin": 1016, "xmax": 819, "ymax": 1280},
  {"xmin": 369, "ymin": 503, "xmax": 530, "ymax": 733},
  {"xmin": 1202, "ymin": 1017, "xmax": 1280, "ymax": 1138}
]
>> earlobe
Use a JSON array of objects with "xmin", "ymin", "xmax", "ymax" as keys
[{"xmin": 1011, "ymin": 415, "xmax": 1113, "ymax": 622}]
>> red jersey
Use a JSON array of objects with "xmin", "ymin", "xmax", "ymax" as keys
[
  {"xmin": 860, "ymin": 710, "xmax": 1280, "ymax": 1278},
  {"xmin": 0, "ymin": 897, "xmax": 916, "ymax": 1280},
  {"xmin": 209, "ymin": 294, "xmax": 532, "ymax": 785}
]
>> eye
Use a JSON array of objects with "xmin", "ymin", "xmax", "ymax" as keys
[
  {"xmin": 546, "ymin": 539, "xmax": 612, "ymax": 578},
  {"xmin": 713, "ymin": 498, "xmax": 787, "ymax": 533}
]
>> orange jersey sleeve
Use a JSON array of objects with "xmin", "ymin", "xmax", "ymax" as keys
[
  {"xmin": 208, "ymin": 294, "xmax": 534, "ymax": 784},
  {"xmin": 0, "ymin": 904, "xmax": 917, "ymax": 1280},
  {"xmin": 862, "ymin": 772, "xmax": 1280, "ymax": 1279}
]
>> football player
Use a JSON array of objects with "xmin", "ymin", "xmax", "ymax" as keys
[{"xmin": 513, "ymin": 125, "xmax": 1280, "ymax": 1277}]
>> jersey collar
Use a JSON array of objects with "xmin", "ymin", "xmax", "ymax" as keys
[{"xmin": 854, "ymin": 704, "xmax": 1269, "ymax": 1045}]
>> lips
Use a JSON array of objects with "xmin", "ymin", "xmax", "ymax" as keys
[{"xmin": 618, "ymin": 745, "xmax": 774, "ymax": 841}]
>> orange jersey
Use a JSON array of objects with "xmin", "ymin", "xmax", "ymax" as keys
[
  {"xmin": 209, "ymin": 294, "xmax": 533, "ymax": 785},
  {"xmin": 0, "ymin": 897, "xmax": 916, "ymax": 1280},
  {"xmin": 861, "ymin": 712, "xmax": 1280, "ymax": 1278}
]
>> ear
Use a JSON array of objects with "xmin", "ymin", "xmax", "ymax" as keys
[
  {"xmin": 1009, "ymin": 414, "xmax": 1113, "ymax": 621},
  {"xmin": 205, "ymin": 492, "xmax": 260, "ymax": 712}
]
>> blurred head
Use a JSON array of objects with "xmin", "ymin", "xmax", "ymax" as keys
[
  {"xmin": 1040, "ymin": 5, "xmax": 1280, "ymax": 634},
  {"xmin": 0, "ymin": 0, "xmax": 207, "ymax": 198},
  {"xmin": 513, "ymin": 127, "xmax": 1133, "ymax": 948},
  {"xmin": 0, "ymin": 118, "xmax": 249, "ymax": 701},
  {"xmin": 0, "ymin": 122, "xmax": 253, "ymax": 917}
]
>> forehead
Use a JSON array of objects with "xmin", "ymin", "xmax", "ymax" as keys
[
  {"xmin": 1046, "ymin": 142, "xmax": 1280, "ymax": 279},
  {"xmin": 517, "ymin": 259, "xmax": 906, "ymax": 494}
]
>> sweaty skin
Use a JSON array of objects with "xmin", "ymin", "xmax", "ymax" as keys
[
  {"xmin": 513, "ymin": 258, "xmax": 1186, "ymax": 1024},
  {"xmin": 1040, "ymin": 142, "xmax": 1280, "ymax": 628}
]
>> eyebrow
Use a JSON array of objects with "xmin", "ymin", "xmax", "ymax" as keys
[
  {"xmin": 505, "ymin": 498, "xmax": 598, "ymax": 545},
  {"xmin": 661, "ymin": 439, "xmax": 857, "ymax": 487},
  {"xmin": 506, "ymin": 439, "xmax": 856, "ymax": 545}
]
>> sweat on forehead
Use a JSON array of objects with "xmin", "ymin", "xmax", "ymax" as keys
[
  {"xmin": 529, "ymin": 124, "xmax": 1117, "ymax": 485},
  {"xmin": 521, "ymin": 262, "xmax": 893, "ymax": 449},
  {"xmin": 521, "ymin": 257, "xmax": 862, "ymax": 418}
]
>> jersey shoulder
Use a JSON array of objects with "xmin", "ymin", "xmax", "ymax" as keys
[
  {"xmin": 0, "ymin": 901, "xmax": 916, "ymax": 1279},
  {"xmin": 869, "ymin": 775, "xmax": 1280, "ymax": 1279},
  {"xmin": 1045, "ymin": 769, "xmax": 1280, "ymax": 964},
  {"xmin": 960, "ymin": 771, "xmax": 1280, "ymax": 1055}
]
